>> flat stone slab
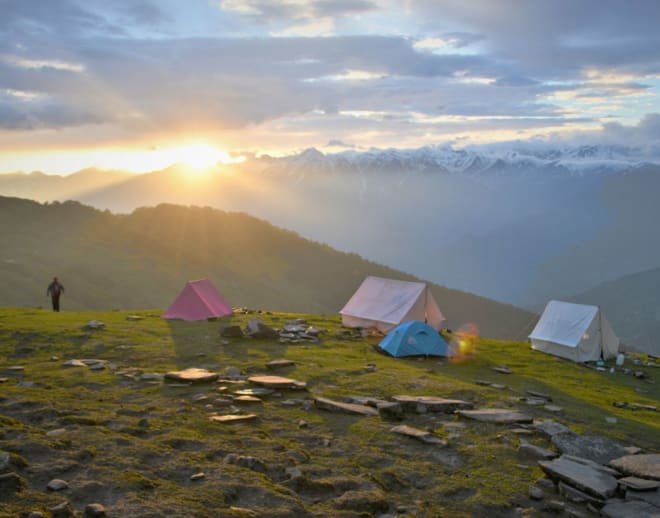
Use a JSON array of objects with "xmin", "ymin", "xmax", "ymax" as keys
[
  {"xmin": 527, "ymin": 390, "xmax": 553, "ymax": 401},
  {"xmin": 626, "ymin": 488, "xmax": 660, "ymax": 508},
  {"xmin": 210, "ymin": 414, "xmax": 257, "ymax": 424},
  {"xmin": 544, "ymin": 405, "xmax": 563, "ymax": 413},
  {"xmin": 345, "ymin": 396, "xmax": 391, "ymax": 408},
  {"xmin": 391, "ymin": 425, "xmax": 448, "ymax": 446},
  {"xmin": 534, "ymin": 419, "xmax": 570, "ymax": 438},
  {"xmin": 457, "ymin": 408, "xmax": 533, "ymax": 424},
  {"xmin": 611, "ymin": 455, "xmax": 660, "ymax": 481},
  {"xmin": 248, "ymin": 375, "xmax": 306, "ymax": 389},
  {"xmin": 551, "ymin": 431, "xmax": 628, "ymax": 465},
  {"xmin": 233, "ymin": 395, "xmax": 262, "ymax": 404},
  {"xmin": 601, "ymin": 499, "xmax": 660, "ymax": 518},
  {"xmin": 518, "ymin": 438, "xmax": 558, "ymax": 460},
  {"xmin": 492, "ymin": 366, "xmax": 512, "ymax": 374},
  {"xmin": 266, "ymin": 359, "xmax": 295, "ymax": 369},
  {"xmin": 233, "ymin": 388, "xmax": 274, "ymax": 397},
  {"xmin": 164, "ymin": 368, "xmax": 219, "ymax": 383},
  {"xmin": 62, "ymin": 360, "xmax": 87, "ymax": 368},
  {"xmin": 314, "ymin": 397, "xmax": 378, "ymax": 416},
  {"xmin": 538, "ymin": 455, "xmax": 619, "ymax": 500},
  {"xmin": 619, "ymin": 477, "xmax": 660, "ymax": 491},
  {"xmin": 392, "ymin": 395, "xmax": 473, "ymax": 413}
]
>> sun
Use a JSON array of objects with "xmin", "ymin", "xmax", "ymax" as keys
[{"xmin": 171, "ymin": 143, "xmax": 231, "ymax": 171}]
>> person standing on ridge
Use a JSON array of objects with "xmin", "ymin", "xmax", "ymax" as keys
[{"xmin": 46, "ymin": 276, "xmax": 64, "ymax": 312}]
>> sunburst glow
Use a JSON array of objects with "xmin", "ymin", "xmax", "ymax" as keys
[{"xmin": 168, "ymin": 143, "xmax": 232, "ymax": 170}]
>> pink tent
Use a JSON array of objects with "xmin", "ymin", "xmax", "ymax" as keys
[{"xmin": 163, "ymin": 279, "xmax": 232, "ymax": 321}]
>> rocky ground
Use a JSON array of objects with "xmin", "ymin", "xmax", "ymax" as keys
[{"xmin": 0, "ymin": 309, "xmax": 658, "ymax": 517}]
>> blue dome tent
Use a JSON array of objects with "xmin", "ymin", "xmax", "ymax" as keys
[{"xmin": 378, "ymin": 321, "xmax": 453, "ymax": 357}]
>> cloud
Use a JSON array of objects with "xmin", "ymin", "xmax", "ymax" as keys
[
  {"xmin": 326, "ymin": 139, "xmax": 355, "ymax": 148},
  {"xmin": 0, "ymin": 0, "xmax": 659, "ymax": 158}
]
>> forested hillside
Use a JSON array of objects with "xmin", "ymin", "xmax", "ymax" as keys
[{"xmin": 0, "ymin": 196, "xmax": 535, "ymax": 339}]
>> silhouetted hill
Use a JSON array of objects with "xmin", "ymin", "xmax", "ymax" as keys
[
  {"xmin": 572, "ymin": 267, "xmax": 660, "ymax": 354},
  {"xmin": 0, "ymin": 196, "xmax": 534, "ymax": 339}
]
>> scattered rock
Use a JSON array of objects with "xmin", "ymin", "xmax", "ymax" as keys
[
  {"xmin": 246, "ymin": 318, "xmax": 279, "ymax": 339},
  {"xmin": 85, "ymin": 320, "xmax": 105, "ymax": 330},
  {"xmin": 285, "ymin": 467, "xmax": 302, "ymax": 479},
  {"xmin": 527, "ymin": 390, "xmax": 553, "ymax": 401},
  {"xmin": 248, "ymin": 375, "xmax": 306, "ymax": 389},
  {"xmin": 7, "ymin": 365, "xmax": 25, "ymax": 371},
  {"xmin": 314, "ymin": 397, "xmax": 378, "ymax": 416},
  {"xmin": 164, "ymin": 368, "xmax": 219, "ymax": 383},
  {"xmin": 345, "ymin": 396, "xmax": 391, "ymax": 407},
  {"xmin": 126, "ymin": 315, "xmax": 143, "ymax": 321},
  {"xmin": 392, "ymin": 395, "xmax": 473, "ymax": 413},
  {"xmin": 0, "ymin": 451, "xmax": 11, "ymax": 471},
  {"xmin": 210, "ymin": 414, "xmax": 257, "ymax": 424},
  {"xmin": 511, "ymin": 428, "xmax": 534, "ymax": 436},
  {"xmin": 234, "ymin": 388, "xmax": 273, "ymax": 397},
  {"xmin": 518, "ymin": 438, "xmax": 558, "ymax": 460},
  {"xmin": 626, "ymin": 488, "xmax": 660, "ymax": 508},
  {"xmin": 50, "ymin": 501, "xmax": 75, "ymax": 518},
  {"xmin": 233, "ymin": 395, "xmax": 262, "ymax": 404},
  {"xmin": 558, "ymin": 481, "xmax": 602, "ymax": 504},
  {"xmin": 619, "ymin": 476, "xmax": 660, "ymax": 491},
  {"xmin": 457, "ymin": 408, "xmax": 533, "ymax": 424},
  {"xmin": 601, "ymin": 499, "xmax": 660, "ymax": 518},
  {"xmin": 551, "ymin": 431, "xmax": 628, "ymax": 465},
  {"xmin": 528, "ymin": 486, "xmax": 544, "ymax": 500},
  {"xmin": 84, "ymin": 503, "xmax": 106, "ymax": 517},
  {"xmin": 377, "ymin": 401, "xmax": 404, "ymax": 420},
  {"xmin": 190, "ymin": 472, "xmax": 205, "ymax": 481},
  {"xmin": 62, "ymin": 359, "xmax": 87, "ymax": 368},
  {"xmin": 47, "ymin": 478, "xmax": 69, "ymax": 491},
  {"xmin": 534, "ymin": 419, "xmax": 571, "ymax": 438},
  {"xmin": 492, "ymin": 366, "xmax": 512, "ymax": 374},
  {"xmin": 490, "ymin": 383, "xmax": 507, "ymax": 390},
  {"xmin": 27, "ymin": 512, "xmax": 44, "ymax": 518},
  {"xmin": 610, "ymin": 454, "xmax": 660, "ymax": 481},
  {"xmin": 391, "ymin": 425, "xmax": 447, "ymax": 446},
  {"xmin": 544, "ymin": 405, "xmax": 563, "ymax": 413},
  {"xmin": 523, "ymin": 397, "xmax": 547, "ymax": 406},
  {"xmin": 538, "ymin": 455, "xmax": 619, "ymax": 500},
  {"xmin": 223, "ymin": 453, "xmax": 267, "ymax": 473}
]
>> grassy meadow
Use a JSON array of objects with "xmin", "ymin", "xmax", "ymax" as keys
[{"xmin": 0, "ymin": 307, "xmax": 658, "ymax": 517}]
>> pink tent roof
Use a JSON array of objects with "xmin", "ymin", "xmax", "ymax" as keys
[{"xmin": 163, "ymin": 279, "xmax": 232, "ymax": 321}]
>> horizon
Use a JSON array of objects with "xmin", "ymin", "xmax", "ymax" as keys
[{"xmin": 1, "ymin": 1, "xmax": 660, "ymax": 174}]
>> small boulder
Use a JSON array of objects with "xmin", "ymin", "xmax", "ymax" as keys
[
  {"xmin": 84, "ymin": 503, "xmax": 106, "ymax": 517},
  {"xmin": 47, "ymin": 479, "xmax": 69, "ymax": 491},
  {"xmin": 50, "ymin": 501, "xmax": 75, "ymax": 518}
]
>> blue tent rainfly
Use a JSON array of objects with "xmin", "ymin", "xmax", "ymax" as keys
[{"xmin": 378, "ymin": 321, "xmax": 454, "ymax": 358}]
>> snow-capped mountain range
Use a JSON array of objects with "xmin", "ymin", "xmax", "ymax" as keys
[{"xmin": 253, "ymin": 144, "xmax": 659, "ymax": 178}]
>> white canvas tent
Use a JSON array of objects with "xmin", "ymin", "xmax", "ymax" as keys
[
  {"xmin": 340, "ymin": 276, "xmax": 445, "ymax": 333},
  {"xmin": 529, "ymin": 300, "xmax": 619, "ymax": 362}
]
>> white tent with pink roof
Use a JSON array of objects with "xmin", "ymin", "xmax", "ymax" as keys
[{"xmin": 163, "ymin": 279, "xmax": 232, "ymax": 321}]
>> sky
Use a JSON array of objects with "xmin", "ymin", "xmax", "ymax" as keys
[{"xmin": 1, "ymin": 0, "xmax": 660, "ymax": 174}]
